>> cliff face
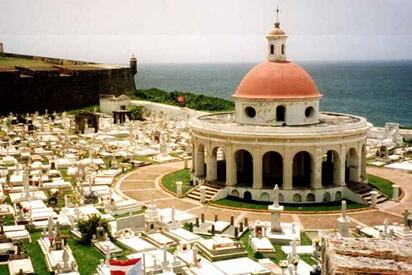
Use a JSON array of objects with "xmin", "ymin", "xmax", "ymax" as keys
[{"xmin": 0, "ymin": 53, "xmax": 135, "ymax": 114}]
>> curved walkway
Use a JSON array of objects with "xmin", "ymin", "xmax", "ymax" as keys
[{"xmin": 116, "ymin": 162, "xmax": 406, "ymax": 231}]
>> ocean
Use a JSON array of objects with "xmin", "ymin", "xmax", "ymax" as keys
[{"xmin": 135, "ymin": 61, "xmax": 412, "ymax": 128}]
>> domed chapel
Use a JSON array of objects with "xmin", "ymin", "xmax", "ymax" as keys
[{"xmin": 188, "ymin": 13, "xmax": 372, "ymax": 204}]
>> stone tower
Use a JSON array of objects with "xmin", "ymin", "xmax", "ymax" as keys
[{"xmin": 130, "ymin": 55, "xmax": 137, "ymax": 76}]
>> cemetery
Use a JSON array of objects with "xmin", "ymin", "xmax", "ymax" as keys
[{"xmin": 0, "ymin": 89, "xmax": 408, "ymax": 274}]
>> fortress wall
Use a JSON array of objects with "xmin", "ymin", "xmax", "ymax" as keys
[{"xmin": 0, "ymin": 53, "xmax": 135, "ymax": 114}]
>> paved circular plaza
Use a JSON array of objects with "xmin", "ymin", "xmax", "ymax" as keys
[{"xmin": 116, "ymin": 161, "xmax": 410, "ymax": 231}]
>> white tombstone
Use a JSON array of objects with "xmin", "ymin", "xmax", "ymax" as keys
[
  {"xmin": 200, "ymin": 186, "xmax": 207, "ymax": 203},
  {"xmin": 64, "ymin": 195, "xmax": 69, "ymax": 208},
  {"xmin": 161, "ymin": 245, "xmax": 169, "ymax": 271},
  {"xmin": 402, "ymin": 209, "xmax": 410, "ymax": 233},
  {"xmin": 337, "ymin": 200, "xmax": 350, "ymax": 237},
  {"xmin": 370, "ymin": 191, "xmax": 378, "ymax": 208},
  {"xmin": 392, "ymin": 185, "xmax": 400, "ymax": 202},
  {"xmin": 383, "ymin": 218, "xmax": 389, "ymax": 239},
  {"xmin": 62, "ymin": 247, "xmax": 70, "ymax": 270},
  {"xmin": 47, "ymin": 216, "xmax": 54, "ymax": 237},
  {"xmin": 268, "ymin": 185, "xmax": 284, "ymax": 232},
  {"xmin": 183, "ymin": 157, "xmax": 189, "ymax": 169},
  {"xmin": 193, "ymin": 246, "xmax": 199, "ymax": 267},
  {"xmin": 176, "ymin": 181, "xmax": 183, "ymax": 198},
  {"xmin": 171, "ymin": 207, "xmax": 176, "ymax": 223}
]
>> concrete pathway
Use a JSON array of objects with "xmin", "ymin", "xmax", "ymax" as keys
[{"xmin": 116, "ymin": 162, "xmax": 405, "ymax": 230}]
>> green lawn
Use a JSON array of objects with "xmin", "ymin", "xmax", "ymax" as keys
[
  {"xmin": 24, "ymin": 230, "xmax": 106, "ymax": 275},
  {"xmin": 368, "ymin": 174, "xmax": 394, "ymax": 198},
  {"xmin": 67, "ymin": 237, "xmax": 104, "ymax": 275},
  {"xmin": 0, "ymin": 265, "xmax": 9, "ymax": 275},
  {"xmin": 239, "ymin": 230, "xmax": 317, "ymax": 266},
  {"xmin": 161, "ymin": 169, "xmax": 192, "ymax": 195},
  {"xmin": 211, "ymin": 196, "xmax": 367, "ymax": 212},
  {"xmin": 0, "ymin": 56, "xmax": 50, "ymax": 68},
  {"xmin": 25, "ymin": 232, "xmax": 50, "ymax": 274}
]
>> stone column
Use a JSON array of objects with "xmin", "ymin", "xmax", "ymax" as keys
[
  {"xmin": 339, "ymin": 146, "xmax": 347, "ymax": 186},
  {"xmin": 226, "ymin": 147, "xmax": 236, "ymax": 186},
  {"xmin": 206, "ymin": 155, "xmax": 217, "ymax": 182},
  {"xmin": 253, "ymin": 150, "xmax": 262, "ymax": 189},
  {"xmin": 176, "ymin": 181, "xmax": 183, "ymax": 198},
  {"xmin": 312, "ymin": 148, "xmax": 322, "ymax": 189},
  {"xmin": 392, "ymin": 185, "xmax": 400, "ymax": 202},
  {"xmin": 283, "ymin": 150, "xmax": 293, "ymax": 190},
  {"xmin": 370, "ymin": 191, "xmax": 378, "ymax": 208},
  {"xmin": 200, "ymin": 186, "xmax": 207, "ymax": 203},
  {"xmin": 195, "ymin": 151, "xmax": 205, "ymax": 177}
]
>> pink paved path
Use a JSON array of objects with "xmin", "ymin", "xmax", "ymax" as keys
[{"xmin": 116, "ymin": 162, "xmax": 408, "ymax": 230}]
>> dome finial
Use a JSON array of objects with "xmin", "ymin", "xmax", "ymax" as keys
[{"xmin": 275, "ymin": 4, "xmax": 281, "ymax": 23}]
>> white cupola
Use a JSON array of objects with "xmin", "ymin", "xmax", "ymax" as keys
[{"xmin": 266, "ymin": 9, "xmax": 287, "ymax": 62}]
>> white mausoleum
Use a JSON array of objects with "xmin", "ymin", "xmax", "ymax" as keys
[{"xmin": 189, "ymin": 17, "xmax": 372, "ymax": 204}]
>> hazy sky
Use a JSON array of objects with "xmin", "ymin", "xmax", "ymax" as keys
[{"xmin": 1, "ymin": 0, "xmax": 412, "ymax": 63}]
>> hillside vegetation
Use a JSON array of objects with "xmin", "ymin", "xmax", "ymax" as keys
[{"xmin": 135, "ymin": 88, "xmax": 234, "ymax": 112}]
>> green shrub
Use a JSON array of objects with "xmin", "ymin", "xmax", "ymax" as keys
[{"xmin": 128, "ymin": 105, "xmax": 144, "ymax": 120}]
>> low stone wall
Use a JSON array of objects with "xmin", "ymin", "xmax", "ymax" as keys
[{"xmin": 131, "ymin": 100, "xmax": 209, "ymax": 120}]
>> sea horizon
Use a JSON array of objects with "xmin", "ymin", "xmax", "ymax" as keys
[{"xmin": 135, "ymin": 60, "xmax": 412, "ymax": 128}]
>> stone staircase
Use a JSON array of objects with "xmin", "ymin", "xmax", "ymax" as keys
[
  {"xmin": 186, "ymin": 183, "xmax": 223, "ymax": 202},
  {"xmin": 346, "ymin": 181, "xmax": 388, "ymax": 205}
]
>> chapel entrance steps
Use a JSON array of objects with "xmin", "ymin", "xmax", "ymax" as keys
[
  {"xmin": 186, "ymin": 182, "xmax": 223, "ymax": 202},
  {"xmin": 346, "ymin": 181, "xmax": 389, "ymax": 205}
]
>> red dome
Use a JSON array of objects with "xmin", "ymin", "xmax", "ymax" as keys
[{"xmin": 233, "ymin": 61, "xmax": 321, "ymax": 100}]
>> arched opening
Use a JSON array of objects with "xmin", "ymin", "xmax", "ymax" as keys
[
  {"xmin": 260, "ymin": 192, "xmax": 270, "ymax": 202},
  {"xmin": 322, "ymin": 150, "xmax": 340, "ymax": 186},
  {"xmin": 195, "ymin": 144, "xmax": 206, "ymax": 177},
  {"xmin": 276, "ymin": 105, "xmax": 285, "ymax": 122},
  {"xmin": 211, "ymin": 147, "xmax": 226, "ymax": 183},
  {"xmin": 361, "ymin": 144, "xmax": 367, "ymax": 181},
  {"xmin": 262, "ymin": 151, "xmax": 283, "ymax": 188},
  {"xmin": 293, "ymin": 193, "xmax": 302, "ymax": 202},
  {"xmin": 231, "ymin": 190, "xmax": 240, "ymax": 198},
  {"xmin": 323, "ymin": 192, "xmax": 331, "ymax": 202},
  {"xmin": 234, "ymin": 149, "xmax": 253, "ymax": 187},
  {"xmin": 345, "ymin": 148, "xmax": 359, "ymax": 183},
  {"xmin": 335, "ymin": 191, "xmax": 342, "ymax": 200},
  {"xmin": 306, "ymin": 193, "xmax": 315, "ymax": 202},
  {"xmin": 270, "ymin": 44, "xmax": 274, "ymax": 55},
  {"xmin": 281, "ymin": 44, "xmax": 285, "ymax": 55},
  {"xmin": 292, "ymin": 151, "xmax": 312, "ymax": 188},
  {"xmin": 243, "ymin": 191, "xmax": 252, "ymax": 201}
]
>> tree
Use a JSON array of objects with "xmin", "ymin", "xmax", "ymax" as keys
[{"xmin": 77, "ymin": 215, "xmax": 111, "ymax": 244}]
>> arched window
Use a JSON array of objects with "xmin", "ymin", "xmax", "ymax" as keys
[
  {"xmin": 276, "ymin": 105, "xmax": 285, "ymax": 122},
  {"xmin": 270, "ymin": 44, "xmax": 274, "ymax": 55},
  {"xmin": 281, "ymin": 44, "xmax": 285, "ymax": 55}
]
